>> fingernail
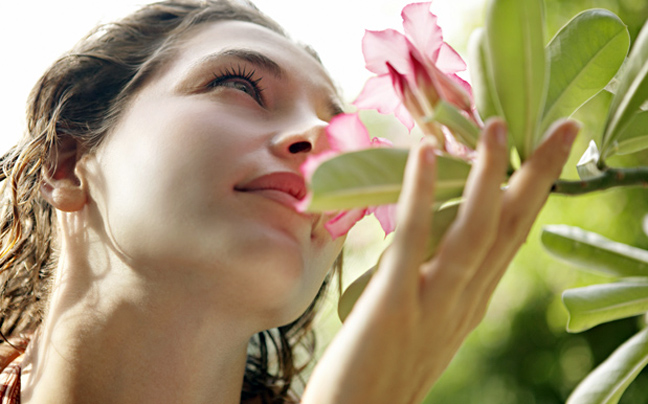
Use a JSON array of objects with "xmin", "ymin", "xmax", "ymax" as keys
[
  {"xmin": 562, "ymin": 122, "xmax": 581, "ymax": 151},
  {"xmin": 420, "ymin": 138, "xmax": 436, "ymax": 164},
  {"xmin": 425, "ymin": 147, "xmax": 436, "ymax": 164},
  {"xmin": 494, "ymin": 123, "xmax": 507, "ymax": 147}
]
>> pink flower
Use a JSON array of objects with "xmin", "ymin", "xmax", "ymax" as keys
[
  {"xmin": 354, "ymin": 2, "xmax": 472, "ymax": 132},
  {"xmin": 298, "ymin": 113, "xmax": 397, "ymax": 239}
]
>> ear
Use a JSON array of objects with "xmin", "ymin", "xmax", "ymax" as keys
[{"xmin": 40, "ymin": 137, "xmax": 88, "ymax": 212}]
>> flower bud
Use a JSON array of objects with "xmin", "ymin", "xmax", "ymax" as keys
[{"xmin": 387, "ymin": 61, "xmax": 445, "ymax": 147}]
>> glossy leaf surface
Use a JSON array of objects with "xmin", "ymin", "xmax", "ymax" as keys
[
  {"xmin": 611, "ymin": 111, "xmax": 648, "ymax": 155},
  {"xmin": 563, "ymin": 281, "xmax": 648, "ymax": 332},
  {"xmin": 468, "ymin": 28, "xmax": 500, "ymax": 122},
  {"xmin": 541, "ymin": 225, "xmax": 648, "ymax": 278},
  {"xmin": 603, "ymin": 20, "xmax": 648, "ymax": 156},
  {"xmin": 306, "ymin": 148, "xmax": 470, "ymax": 211},
  {"xmin": 567, "ymin": 327, "xmax": 648, "ymax": 404},
  {"xmin": 541, "ymin": 9, "xmax": 629, "ymax": 134},
  {"xmin": 486, "ymin": 0, "xmax": 546, "ymax": 161}
]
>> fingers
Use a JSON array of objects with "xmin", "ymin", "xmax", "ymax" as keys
[
  {"xmin": 421, "ymin": 119, "xmax": 579, "ymax": 338},
  {"xmin": 485, "ymin": 119, "xmax": 580, "ymax": 267},
  {"xmin": 501, "ymin": 119, "xmax": 580, "ymax": 229},
  {"xmin": 379, "ymin": 137, "xmax": 437, "ymax": 287},
  {"xmin": 423, "ymin": 118, "xmax": 509, "ymax": 284},
  {"xmin": 463, "ymin": 119, "xmax": 581, "ymax": 320}
]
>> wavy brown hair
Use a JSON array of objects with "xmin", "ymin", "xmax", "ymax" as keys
[{"xmin": 0, "ymin": 1, "xmax": 338, "ymax": 402}]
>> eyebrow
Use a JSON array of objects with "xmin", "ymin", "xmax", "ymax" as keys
[{"xmin": 193, "ymin": 48, "xmax": 285, "ymax": 79}]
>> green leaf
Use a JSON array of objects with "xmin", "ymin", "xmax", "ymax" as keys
[
  {"xmin": 541, "ymin": 9, "xmax": 629, "ymax": 134},
  {"xmin": 338, "ymin": 265, "xmax": 375, "ymax": 322},
  {"xmin": 567, "ymin": 327, "xmax": 648, "ymax": 404},
  {"xmin": 429, "ymin": 100, "xmax": 480, "ymax": 149},
  {"xmin": 468, "ymin": 28, "xmax": 500, "ymax": 122},
  {"xmin": 603, "ymin": 20, "xmax": 648, "ymax": 155},
  {"xmin": 306, "ymin": 148, "xmax": 471, "ymax": 212},
  {"xmin": 563, "ymin": 281, "xmax": 648, "ymax": 332},
  {"xmin": 573, "ymin": 89, "xmax": 614, "ymax": 151},
  {"xmin": 609, "ymin": 111, "xmax": 648, "ymax": 155},
  {"xmin": 338, "ymin": 203, "xmax": 460, "ymax": 322},
  {"xmin": 486, "ymin": 0, "xmax": 547, "ymax": 161},
  {"xmin": 541, "ymin": 225, "xmax": 648, "ymax": 278}
]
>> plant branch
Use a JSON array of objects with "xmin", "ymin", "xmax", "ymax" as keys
[{"xmin": 552, "ymin": 166, "xmax": 648, "ymax": 195}]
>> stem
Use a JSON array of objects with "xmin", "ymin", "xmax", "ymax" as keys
[{"xmin": 552, "ymin": 166, "xmax": 648, "ymax": 195}]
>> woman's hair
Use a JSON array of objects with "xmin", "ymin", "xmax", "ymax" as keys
[{"xmin": 0, "ymin": 1, "xmax": 338, "ymax": 402}]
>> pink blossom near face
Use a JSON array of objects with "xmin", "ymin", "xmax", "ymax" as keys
[{"xmin": 299, "ymin": 113, "xmax": 397, "ymax": 239}]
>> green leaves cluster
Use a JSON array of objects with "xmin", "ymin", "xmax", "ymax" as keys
[
  {"xmin": 472, "ymin": 1, "xmax": 631, "ymax": 162},
  {"xmin": 542, "ymin": 226, "xmax": 648, "ymax": 403},
  {"xmin": 533, "ymin": 5, "xmax": 648, "ymax": 403}
]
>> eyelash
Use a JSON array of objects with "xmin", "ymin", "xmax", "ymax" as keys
[{"xmin": 208, "ymin": 64, "xmax": 265, "ymax": 105}]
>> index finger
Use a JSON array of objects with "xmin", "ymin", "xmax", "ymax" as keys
[{"xmin": 378, "ymin": 137, "xmax": 437, "ymax": 288}]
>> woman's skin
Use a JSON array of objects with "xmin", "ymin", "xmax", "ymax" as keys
[
  {"xmin": 22, "ymin": 17, "xmax": 580, "ymax": 404},
  {"xmin": 26, "ymin": 20, "xmax": 345, "ymax": 404}
]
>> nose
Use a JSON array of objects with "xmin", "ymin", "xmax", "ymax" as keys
[{"xmin": 270, "ymin": 119, "xmax": 329, "ymax": 158}]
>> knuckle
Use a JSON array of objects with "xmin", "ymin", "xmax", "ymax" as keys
[
  {"xmin": 499, "ymin": 209, "xmax": 524, "ymax": 235},
  {"xmin": 468, "ymin": 308, "xmax": 487, "ymax": 330},
  {"xmin": 433, "ymin": 250, "xmax": 478, "ymax": 284}
]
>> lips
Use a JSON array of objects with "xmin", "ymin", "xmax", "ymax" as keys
[{"xmin": 235, "ymin": 172, "xmax": 307, "ymax": 207}]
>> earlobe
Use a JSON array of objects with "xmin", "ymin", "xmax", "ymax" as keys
[
  {"xmin": 41, "ymin": 180, "xmax": 87, "ymax": 212},
  {"xmin": 40, "ymin": 137, "xmax": 88, "ymax": 212}
]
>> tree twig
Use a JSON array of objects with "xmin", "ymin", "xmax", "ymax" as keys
[{"xmin": 552, "ymin": 167, "xmax": 648, "ymax": 195}]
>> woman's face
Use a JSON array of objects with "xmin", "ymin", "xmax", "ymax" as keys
[{"xmin": 81, "ymin": 20, "xmax": 345, "ymax": 327}]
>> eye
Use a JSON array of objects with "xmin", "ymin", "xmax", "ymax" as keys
[{"xmin": 208, "ymin": 64, "xmax": 265, "ymax": 105}]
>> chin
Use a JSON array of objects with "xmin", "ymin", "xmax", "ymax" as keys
[
  {"xmin": 241, "ymin": 259, "xmax": 328, "ymax": 331},
  {"xmin": 257, "ymin": 291, "xmax": 323, "ymax": 332}
]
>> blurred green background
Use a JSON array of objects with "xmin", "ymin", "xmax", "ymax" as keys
[{"xmin": 313, "ymin": 1, "xmax": 648, "ymax": 403}]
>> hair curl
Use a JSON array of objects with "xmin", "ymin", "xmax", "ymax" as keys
[{"xmin": 0, "ymin": 1, "xmax": 338, "ymax": 402}]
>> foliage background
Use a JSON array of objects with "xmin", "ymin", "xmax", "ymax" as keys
[{"xmin": 314, "ymin": 1, "xmax": 648, "ymax": 403}]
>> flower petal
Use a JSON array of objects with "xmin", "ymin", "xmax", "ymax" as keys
[
  {"xmin": 436, "ymin": 42, "xmax": 467, "ymax": 73},
  {"xmin": 370, "ymin": 136, "xmax": 394, "ymax": 147},
  {"xmin": 443, "ymin": 128, "xmax": 476, "ymax": 160},
  {"xmin": 295, "ymin": 192, "xmax": 313, "ymax": 213},
  {"xmin": 402, "ymin": 2, "xmax": 444, "ymax": 63},
  {"xmin": 449, "ymin": 73, "xmax": 473, "ymax": 98},
  {"xmin": 326, "ymin": 113, "xmax": 372, "ymax": 152},
  {"xmin": 428, "ymin": 63, "xmax": 473, "ymax": 112},
  {"xmin": 325, "ymin": 209, "xmax": 368, "ymax": 239},
  {"xmin": 362, "ymin": 29, "xmax": 413, "ymax": 75},
  {"xmin": 393, "ymin": 102, "xmax": 416, "ymax": 131},
  {"xmin": 370, "ymin": 204, "xmax": 398, "ymax": 235},
  {"xmin": 354, "ymin": 75, "xmax": 403, "ymax": 116}
]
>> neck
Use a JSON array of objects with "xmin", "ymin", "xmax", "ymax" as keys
[{"xmin": 20, "ymin": 212, "xmax": 255, "ymax": 404}]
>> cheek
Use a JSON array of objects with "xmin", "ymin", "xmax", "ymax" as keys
[{"xmin": 85, "ymin": 99, "xmax": 250, "ymax": 259}]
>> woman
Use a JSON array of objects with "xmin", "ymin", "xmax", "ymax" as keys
[{"xmin": 0, "ymin": 0, "xmax": 579, "ymax": 403}]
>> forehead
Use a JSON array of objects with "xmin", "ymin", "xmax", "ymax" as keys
[{"xmin": 167, "ymin": 20, "xmax": 337, "ymax": 94}]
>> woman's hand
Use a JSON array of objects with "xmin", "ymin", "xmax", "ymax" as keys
[{"xmin": 302, "ymin": 118, "xmax": 580, "ymax": 404}]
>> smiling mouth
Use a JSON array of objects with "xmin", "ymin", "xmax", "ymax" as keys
[{"xmin": 234, "ymin": 172, "xmax": 307, "ymax": 208}]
